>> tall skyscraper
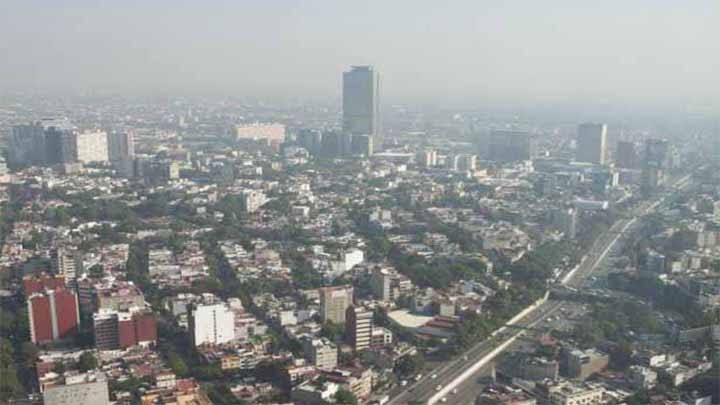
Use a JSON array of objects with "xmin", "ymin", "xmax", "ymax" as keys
[
  {"xmin": 616, "ymin": 141, "xmax": 638, "ymax": 169},
  {"xmin": 8, "ymin": 123, "xmax": 47, "ymax": 168},
  {"xmin": 107, "ymin": 131, "xmax": 135, "ymax": 161},
  {"xmin": 576, "ymin": 123, "xmax": 608, "ymax": 165},
  {"xmin": 343, "ymin": 66, "xmax": 380, "ymax": 151},
  {"xmin": 641, "ymin": 138, "xmax": 670, "ymax": 194},
  {"xmin": 320, "ymin": 286, "xmax": 353, "ymax": 324}
]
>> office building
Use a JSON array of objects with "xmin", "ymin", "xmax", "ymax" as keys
[
  {"xmin": 576, "ymin": 123, "xmax": 608, "ymax": 165},
  {"xmin": 616, "ymin": 141, "xmax": 638, "ymax": 169},
  {"xmin": 107, "ymin": 131, "xmax": 135, "ymax": 161},
  {"xmin": 418, "ymin": 149, "xmax": 438, "ymax": 168},
  {"xmin": 190, "ymin": 302, "xmax": 235, "ymax": 346},
  {"xmin": 320, "ymin": 286, "xmax": 353, "ymax": 324},
  {"xmin": 93, "ymin": 310, "xmax": 157, "ymax": 351},
  {"xmin": 51, "ymin": 247, "xmax": 82, "ymax": 284},
  {"xmin": 564, "ymin": 348, "xmax": 609, "ymax": 380},
  {"xmin": 351, "ymin": 134, "xmax": 373, "ymax": 156},
  {"xmin": 75, "ymin": 131, "xmax": 109, "ymax": 163},
  {"xmin": 641, "ymin": 138, "xmax": 670, "ymax": 193},
  {"xmin": 458, "ymin": 154, "xmax": 477, "ymax": 171},
  {"xmin": 488, "ymin": 130, "xmax": 534, "ymax": 162},
  {"xmin": 343, "ymin": 66, "xmax": 381, "ymax": 147},
  {"xmin": 303, "ymin": 337, "xmax": 338, "ymax": 369},
  {"xmin": 346, "ymin": 306, "xmax": 373, "ymax": 352},
  {"xmin": 297, "ymin": 129, "xmax": 324, "ymax": 155},
  {"xmin": 28, "ymin": 288, "xmax": 80, "ymax": 344},
  {"xmin": 42, "ymin": 371, "xmax": 110, "ymax": 405},
  {"xmin": 8, "ymin": 122, "xmax": 47, "ymax": 167}
]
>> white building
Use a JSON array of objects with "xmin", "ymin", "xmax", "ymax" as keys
[
  {"xmin": 190, "ymin": 302, "xmax": 235, "ymax": 346},
  {"xmin": 241, "ymin": 190, "xmax": 268, "ymax": 213},
  {"xmin": 75, "ymin": 131, "xmax": 109, "ymax": 163}
]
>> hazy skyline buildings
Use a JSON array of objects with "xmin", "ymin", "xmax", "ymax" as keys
[
  {"xmin": 576, "ymin": 123, "xmax": 608, "ymax": 165},
  {"xmin": 343, "ymin": 66, "xmax": 380, "ymax": 152}
]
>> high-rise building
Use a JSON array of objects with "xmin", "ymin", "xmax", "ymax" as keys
[
  {"xmin": 351, "ymin": 134, "xmax": 373, "ymax": 156},
  {"xmin": 488, "ymin": 130, "xmax": 535, "ymax": 162},
  {"xmin": 190, "ymin": 302, "xmax": 235, "ymax": 346},
  {"xmin": 343, "ymin": 66, "xmax": 380, "ymax": 148},
  {"xmin": 93, "ymin": 310, "xmax": 157, "ymax": 351},
  {"xmin": 576, "ymin": 123, "xmax": 608, "ymax": 165},
  {"xmin": 616, "ymin": 141, "xmax": 638, "ymax": 169},
  {"xmin": 28, "ymin": 288, "xmax": 80, "ymax": 344},
  {"xmin": 75, "ymin": 131, "xmax": 109, "ymax": 163},
  {"xmin": 297, "ymin": 129, "xmax": 324, "ymax": 155},
  {"xmin": 320, "ymin": 286, "xmax": 353, "ymax": 324},
  {"xmin": 641, "ymin": 139, "xmax": 670, "ymax": 193},
  {"xmin": 107, "ymin": 131, "xmax": 135, "ymax": 161},
  {"xmin": 45, "ymin": 127, "xmax": 71, "ymax": 164},
  {"xmin": 458, "ymin": 154, "xmax": 477, "ymax": 172},
  {"xmin": 345, "ymin": 306, "xmax": 373, "ymax": 352},
  {"xmin": 8, "ymin": 123, "xmax": 47, "ymax": 167},
  {"xmin": 371, "ymin": 269, "xmax": 393, "ymax": 302},
  {"xmin": 51, "ymin": 247, "xmax": 82, "ymax": 284},
  {"xmin": 417, "ymin": 149, "xmax": 438, "ymax": 168}
]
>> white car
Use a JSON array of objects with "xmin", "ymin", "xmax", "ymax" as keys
[
  {"xmin": 436, "ymin": 385, "xmax": 443, "ymax": 391},
  {"xmin": 431, "ymin": 373, "xmax": 437, "ymax": 379},
  {"xmin": 452, "ymin": 388, "xmax": 458, "ymax": 395},
  {"xmin": 400, "ymin": 380, "xmax": 408, "ymax": 387},
  {"xmin": 441, "ymin": 398, "xmax": 447, "ymax": 403}
]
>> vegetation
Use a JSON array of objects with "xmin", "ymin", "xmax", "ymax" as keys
[
  {"xmin": 394, "ymin": 353, "xmax": 425, "ymax": 377},
  {"xmin": 334, "ymin": 389, "xmax": 358, "ymax": 405}
]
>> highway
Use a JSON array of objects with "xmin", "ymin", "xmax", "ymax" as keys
[{"xmin": 389, "ymin": 173, "xmax": 693, "ymax": 405}]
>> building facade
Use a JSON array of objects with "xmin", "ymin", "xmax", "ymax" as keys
[
  {"xmin": 343, "ymin": 66, "xmax": 381, "ymax": 148},
  {"xmin": 320, "ymin": 286, "xmax": 353, "ymax": 324},
  {"xmin": 28, "ymin": 288, "xmax": 80, "ymax": 344},
  {"xmin": 190, "ymin": 302, "xmax": 235, "ymax": 346},
  {"xmin": 576, "ymin": 123, "xmax": 608, "ymax": 165}
]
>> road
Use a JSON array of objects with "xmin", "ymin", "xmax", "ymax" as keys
[{"xmin": 389, "ymin": 174, "xmax": 693, "ymax": 405}]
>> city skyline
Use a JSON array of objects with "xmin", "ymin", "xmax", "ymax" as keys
[{"xmin": 1, "ymin": 1, "xmax": 718, "ymax": 108}]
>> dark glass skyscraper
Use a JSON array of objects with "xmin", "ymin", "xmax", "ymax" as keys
[{"xmin": 342, "ymin": 66, "xmax": 380, "ymax": 153}]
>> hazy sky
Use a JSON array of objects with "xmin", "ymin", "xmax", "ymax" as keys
[{"xmin": 2, "ymin": 0, "xmax": 718, "ymax": 104}]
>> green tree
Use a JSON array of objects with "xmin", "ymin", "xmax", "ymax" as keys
[
  {"xmin": 334, "ymin": 389, "xmax": 358, "ymax": 405},
  {"xmin": 77, "ymin": 351, "xmax": 98, "ymax": 372},
  {"xmin": 394, "ymin": 353, "xmax": 425, "ymax": 377},
  {"xmin": 167, "ymin": 351, "xmax": 189, "ymax": 377}
]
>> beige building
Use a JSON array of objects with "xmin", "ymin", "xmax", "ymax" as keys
[
  {"xmin": 542, "ymin": 382, "xmax": 604, "ymax": 405},
  {"xmin": 320, "ymin": 286, "xmax": 353, "ymax": 324}
]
